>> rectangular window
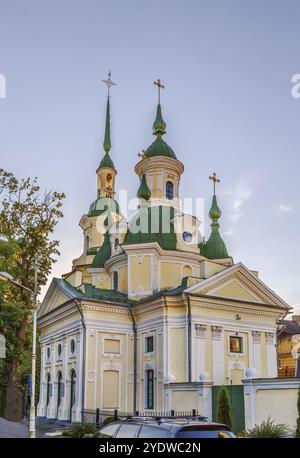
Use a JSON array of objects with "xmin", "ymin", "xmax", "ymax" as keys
[
  {"xmin": 146, "ymin": 369, "xmax": 154, "ymax": 410},
  {"xmin": 229, "ymin": 336, "xmax": 243, "ymax": 353},
  {"xmin": 145, "ymin": 336, "xmax": 154, "ymax": 353}
]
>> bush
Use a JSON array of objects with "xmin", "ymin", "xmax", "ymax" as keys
[
  {"xmin": 62, "ymin": 423, "xmax": 98, "ymax": 438},
  {"xmin": 240, "ymin": 416, "xmax": 291, "ymax": 438},
  {"xmin": 102, "ymin": 416, "xmax": 119, "ymax": 426},
  {"xmin": 217, "ymin": 387, "xmax": 233, "ymax": 429}
]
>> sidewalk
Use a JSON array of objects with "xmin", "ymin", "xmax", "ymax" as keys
[{"xmin": 0, "ymin": 417, "xmax": 63, "ymax": 438}]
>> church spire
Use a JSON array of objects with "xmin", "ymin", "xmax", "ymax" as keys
[
  {"xmin": 152, "ymin": 79, "xmax": 166, "ymax": 136},
  {"xmin": 202, "ymin": 173, "xmax": 229, "ymax": 259},
  {"xmin": 99, "ymin": 71, "xmax": 116, "ymax": 170}
]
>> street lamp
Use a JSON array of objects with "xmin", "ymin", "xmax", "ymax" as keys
[{"xmin": 0, "ymin": 260, "xmax": 39, "ymax": 438}]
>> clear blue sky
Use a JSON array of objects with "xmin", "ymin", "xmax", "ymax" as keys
[{"xmin": 1, "ymin": 0, "xmax": 300, "ymax": 312}]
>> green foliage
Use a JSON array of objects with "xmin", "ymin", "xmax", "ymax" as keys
[
  {"xmin": 296, "ymin": 388, "xmax": 300, "ymax": 438},
  {"xmin": 240, "ymin": 416, "xmax": 292, "ymax": 438},
  {"xmin": 102, "ymin": 416, "xmax": 119, "ymax": 426},
  {"xmin": 0, "ymin": 168, "xmax": 65, "ymax": 418},
  {"xmin": 62, "ymin": 423, "xmax": 98, "ymax": 438},
  {"xmin": 217, "ymin": 387, "xmax": 233, "ymax": 429}
]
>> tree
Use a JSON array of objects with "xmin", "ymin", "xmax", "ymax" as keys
[
  {"xmin": 217, "ymin": 386, "xmax": 233, "ymax": 429},
  {"xmin": 296, "ymin": 388, "xmax": 300, "ymax": 438},
  {"xmin": 0, "ymin": 168, "xmax": 65, "ymax": 421}
]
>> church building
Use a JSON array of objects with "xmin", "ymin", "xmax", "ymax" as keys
[{"xmin": 37, "ymin": 76, "xmax": 290, "ymax": 423}]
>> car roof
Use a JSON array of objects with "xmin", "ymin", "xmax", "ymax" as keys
[{"xmin": 104, "ymin": 418, "xmax": 229, "ymax": 429}]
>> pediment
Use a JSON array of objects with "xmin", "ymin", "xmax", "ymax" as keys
[
  {"xmin": 38, "ymin": 278, "xmax": 78, "ymax": 318},
  {"xmin": 186, "ymin": 262, "xmax": 290, "ymax": 310}
]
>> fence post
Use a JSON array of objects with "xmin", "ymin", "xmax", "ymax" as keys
[
  {"xmin": 192, "ymin": 409, "xmax": 196, "ymax": 417},
  {"xmin": 114, "ymin": 409, "xmax": 118, "ymax": 421},
  {"xmin": 96, "ymin": 408, "xmax": 100, "ymax": 427},
  {"xmin": 171, "ymin": 410, "xmax": 175, "ymax": 417}
]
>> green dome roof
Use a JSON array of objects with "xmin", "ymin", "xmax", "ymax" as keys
[
  {"xmin": 88, "ymin": 196, "xmax": 120, "ymax": 217},
  {"xmin": 137, "ymin": 174, "xmax": 151, "ymax": 200},
  {"xmin": 99, "ymin": 152, "xmax": 115, "ymax": 170},
  {"xmin": 144, "ymin": 103, "xmax": 177, "ymax": 160},
  {"xmin": 145, "ymin": 136, "xmax": 177, "ymax": 159},
  {"xmin": 91, "ymin": 232, "xmax": 111, "ymax": 268},
  {"xmin": 124, "ymin": 205, "xmax": 177, "ymax": 250},
  {"xmin": 201, "ymin": 194, "xmax": 229, "ymax": 259}
]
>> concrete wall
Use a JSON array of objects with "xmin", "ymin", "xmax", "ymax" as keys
[{"xmin": 243, "ymin": 377, "xmax": 300, "ymax": 430}]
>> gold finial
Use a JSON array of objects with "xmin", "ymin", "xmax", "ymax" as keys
[
  {"xmin": 102, "ymin": 70, "xmax": 116, "ymax": 97},
  {"xmin": 154, "ymin": 78, "xmax": 165, "ymax": 104},
  {"xmin": 209, "ymin": 172, "xmax": 220, "ymax": 195}
]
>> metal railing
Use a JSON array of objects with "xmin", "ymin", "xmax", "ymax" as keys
[{"xmin": 81, "ymin": 408, "xmax": 207, "ymax": 427}]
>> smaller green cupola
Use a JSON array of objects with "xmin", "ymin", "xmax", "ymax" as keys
[
  {"xmin": 201, "ymin": 173, "xmax": 229, "ymax": 260},
  {"xmin": 91, "ymin": 231, "xmax": 111, "ymax": 268},
  {"xmin": 137, "ymin": 174, "xmax": 151, "ymax": 201}
]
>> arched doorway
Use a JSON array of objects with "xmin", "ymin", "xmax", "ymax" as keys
[
  {"xmin": 46, "ymin": 373, "xmax": 51, "ymax": 410},
  {"xmin": 70, "ymin": 369, "xmax": 76, "ymax": 421},
  {"xmin": 57, "ymin": 371, "xmax": 63, "ymax": 418}
]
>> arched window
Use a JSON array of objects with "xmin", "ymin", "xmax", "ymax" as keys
[
  {"xmin": 46, "ymin": 373, "xmax": 51, "ymax": 407},
  {"xmin": 70, "ymin": 369, "xmax": 76, "ymax": 420},
  {"xmin": 57, "ymin": 371, "xmax": 63, "ymax": 415},
  {"xmin": 166, "ymin": 181, "xmax": 174, "ymax": 200},
  {"xmin": 182, "ymin": 265, "xmax": 192, "ymax": 279},
  {"xmin": 113, "ymin": 271, "xmax": 118, "ymax": 290}
]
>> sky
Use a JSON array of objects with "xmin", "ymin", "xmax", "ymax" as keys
[{"xmin": 0, "ymin": 0, "xmax": 300, "ymax": 314}]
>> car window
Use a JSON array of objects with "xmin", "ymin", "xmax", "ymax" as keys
[
  {"xmin": 115, "ymin": 424, "xmax": 141, "ymax": 438},
  {"xmin": 99, "ymin": 423, "xmax": 120, "ymax": 438},
  {"xmin": 138, "ymin": 425, "xmax": 170, "ymax": 438},
  {"xmin": 177, "ymin": 427, "xmax": 235, "ymax": 438}
]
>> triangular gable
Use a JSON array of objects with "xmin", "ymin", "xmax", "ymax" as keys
[
  {"xmin": 38, "ymin": 278, "xmax": 79, "ymax": 318},
  {"xmin": 185, "ymin": 262, "xmax": 291, "ymax": 310}
]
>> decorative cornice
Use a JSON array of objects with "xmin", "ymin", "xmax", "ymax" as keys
[
  {"xmin": 211, "ymin": 325, "xmax": 222, "ymax": 340},
  {"xmin": 189, "ymin": 299, "xmax": 282, "ymax": 317},
  {"xmin": 195, "ymin": 324, "xmax": 207, "ymax": 338},
  {"xmin": 252, "ymin": 331, "xmax": 262, "ymax": 344}
]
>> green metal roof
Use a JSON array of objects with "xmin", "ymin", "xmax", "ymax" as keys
[
  {"xmin": 99, "ymin": 152, "xmax": 115, "ymax": 170},
  {"xmin": 144, "ymin": 135, "xmax": 177, "ymax": 159},
  {"xmin": 91, "ymin": 232, "xmax": 111, "ymax": 268},
  {"xmin": 144, "ymin": 103, "xmax": 177, "ymax": 160},
  {"xmin": 88, "ymin": 196, "xmax": 120, "ymax": 217},
  {"xmin": 124, "ymin": 205, "xmax": 177, "ymax": 250},
  {"xmin": 201, "ymin": 194, "xmax": 229, "ymax": 259},
  {"xmin": 137, "ymin": 174, "xmax": 151, "ymax": 201}
]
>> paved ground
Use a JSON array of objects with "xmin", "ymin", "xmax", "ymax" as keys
[{"xmin": 0, "ymin": 417, "xmax": 66, "ymax": 438}]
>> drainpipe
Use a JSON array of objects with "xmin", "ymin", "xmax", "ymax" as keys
[
  {"xmin": 129, "ymin": 306, "xmax": 137, "ymax": 415},
  {"xmin": 186, "ymin": 294, "xmax": 192, "ymax": 383},
  {"xmin": 75, "ymin": 299, "xmax": 86, "ymax": 422}
]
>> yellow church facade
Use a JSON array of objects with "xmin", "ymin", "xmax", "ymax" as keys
[{"xmin": 37, "ymin": 77, "xmax": 290, "ymax": 422}]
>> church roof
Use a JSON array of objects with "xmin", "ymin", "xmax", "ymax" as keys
[
  {"xmin": 201, "ymin": 194, "xmax": 229, "ymax": 260},
  {"xmin": 144, "ymin": 103, "xmax": 177, "ymax": 160},
  {"xmin": 91, "ymin": 232, "xmax": 111, "ymax": 268},
  {"xmin": 124, "ymin": 205, "xmax": 177, "ymax": 250},
  {"xmin": 88, "ymin": 196, "xmax": 120, "ymax": 217}
]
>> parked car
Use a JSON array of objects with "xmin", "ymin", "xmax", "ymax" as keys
[{"xmin": 98, "ymin": 417, "xmax": 235, "ymax": 438}]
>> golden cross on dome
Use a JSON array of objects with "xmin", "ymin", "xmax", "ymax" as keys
[
  {"xmin": 209, "ymin": 172, "xmax": 220, "ymax": 195},
  {"xmin": 154, "ymin": 79, "xmax": 165, "ymax": 104},
  {"xmin": 102, "ymin": 70, "xmax": 116, "ymax": 97}
]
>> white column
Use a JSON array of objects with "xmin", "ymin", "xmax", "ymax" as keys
[
  {"xmin": 243, "ymin": 379, "xmax": 257, "ymax": 429},
  {"xmin": 211, "ymin": 326, "xmax": 224, "ymax": 385},
  {"xmin": 58, "ymin": 336, "xmax": 69, "ymax": 420},
  {"xmin": 195, "ymin": 324, "xmax": 207, "ymax": 381},
  {"xmin": 252, "ymin": 331, "xmax": 262, "ymax": 377},
  {"xmin": 37, "ymin": 344, "xmax": 46, "ymax": 417},
  {"xmin": 266, "ymin": 332, "xmax": 277, "ymax": 377},
  {"xmin": 197, "ymin": 380, "xmax": 213, "ymax": 420},
  {"xmin": 47, "ymin": 341, "xmax": 57, "ymax": 418},
  {"xmin": 72, "ymin": 328, "xmax": 83, "ymax": 422}
]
